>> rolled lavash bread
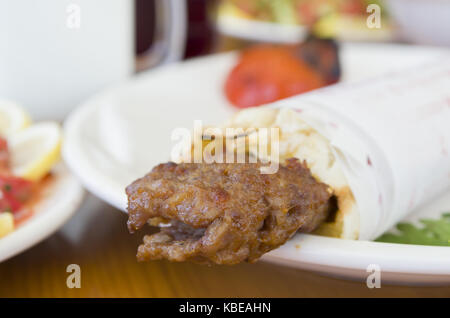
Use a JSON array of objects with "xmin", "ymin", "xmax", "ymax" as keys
[{"xmin": 223, "ymin": 107, "xmax": 360, "ymax": 240}]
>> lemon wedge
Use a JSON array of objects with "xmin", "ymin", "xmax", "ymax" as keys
[
  {"xmin": 0, "ymin": 100, "xmax": 32, "ymax": 137},
  {"xmin": 0, "ymin": 212, "xmax": 14, "ymax": 238},
  {"xmin": 8, "ymin": 122, "xmax": 62, "ymax": 181}
]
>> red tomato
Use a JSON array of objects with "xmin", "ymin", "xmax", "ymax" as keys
[
  {"xmin": 225, "ymin": 46, "xmax": 325, "ymax": 108},
  {"xmin": 0, "ymin": 175, "xmax": 33, "ymax": 213}
]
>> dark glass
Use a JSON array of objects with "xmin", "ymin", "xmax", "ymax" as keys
[
  {"xmin": 184, "ymin": 0, "xmax": 217, "ymax": 58},
  {"xmin": 135, "ymin": 0, "xmax": 217, "ymax": 60},
  {"xmin": 135, "ymin": 0, "xmax": 156, "ymax": 55}
]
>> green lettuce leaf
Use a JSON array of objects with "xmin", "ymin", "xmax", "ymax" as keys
[{"xmin": 376, "ymin": 213, "xmax": 450, "ymax": 246}]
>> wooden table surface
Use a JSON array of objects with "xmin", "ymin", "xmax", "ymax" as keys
[{"xmin": 1, "ymin": 195, "xmax": 449, "ymax": 298}]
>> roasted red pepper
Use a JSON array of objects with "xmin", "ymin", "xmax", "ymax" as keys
[
  {"xmin": 224, "ymin": 36, "xmax": 340, "ymax": 108},
  {"xmin": 225, "ymin": 45, "xmax": 325, "ymax": 108}
]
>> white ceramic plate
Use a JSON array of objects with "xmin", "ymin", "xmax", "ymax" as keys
[
  {"xmin": 63, "ymin": 43, "xmax": 450, "ymax": 285},
  {"xmin": 0, "ymin": 163, "xmax": 84, "ymax": 262},
  {"xmin": 216, "ymin": 14, "xmax": 308, "ymax": 44}
]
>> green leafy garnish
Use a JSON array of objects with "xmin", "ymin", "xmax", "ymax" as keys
[
  {"xmin": 269, "ymin": 0, "xmax": 298, "ymax": 25},
  {"xmin": 376, "ymin": 213, "xmax": 450, "ymax": 246}
]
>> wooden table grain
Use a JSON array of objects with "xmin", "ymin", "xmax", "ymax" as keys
[{"xmin": 1, "ymin": 195, "xmax": 449, "ymax": 298}]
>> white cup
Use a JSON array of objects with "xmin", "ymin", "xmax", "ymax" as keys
[{"xmin": 0, "ymin": 0, "xmax": 186, "ymax": 120}]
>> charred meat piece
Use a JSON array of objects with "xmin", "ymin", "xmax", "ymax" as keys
[
  {"xmin": 126, "ymin": 158, "xmax": 332, "ymax": 265},
  {"xmin": 298, "ymin": 34, "xmax": 341, "ymax": 86}
]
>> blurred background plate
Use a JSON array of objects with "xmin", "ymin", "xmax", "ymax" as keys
[
  {"xmin": 63, "ymin": 43, "xmax": 450, "ymax": 285},
  {"xmin": 216, "ymin": 7, "xmax": 393, "ymax": 43},
  {"xmin": 0, "ymin": 163, "xmax": 84, "ymax": 263},
  {"xmin": 216, "ymin": 0, "xmax": 394, "ymax": 43},
  {"xmin": 216, "ymin": 13, "xmax": 309, "ymax": 44}
]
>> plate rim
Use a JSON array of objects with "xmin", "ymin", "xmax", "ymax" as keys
[
  {"xmin": 63, "ymin": 93, "xmax": 125, "ymax": 212},
  {"xmin": 0, "ymin": 163, "xmax": 85, "ymax": 263}
]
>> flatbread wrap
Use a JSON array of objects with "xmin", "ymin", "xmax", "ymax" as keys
[
  {"xmin": 126, "ymin": 55, "xmax": 450, "ymax": 263},
  {"xmin": 222, "ymin": 107, "xmax": 360, "ymax": 240}
]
